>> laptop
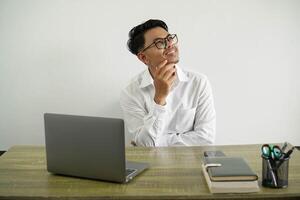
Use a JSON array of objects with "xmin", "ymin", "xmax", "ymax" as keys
[{"xmin": 44, "ymin": 113, "xmax": 148, "ymax": 183}]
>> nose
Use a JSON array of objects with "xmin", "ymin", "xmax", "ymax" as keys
[{"xmin": 165, "ymin": 38, "xmax": 173, "ymax": 49}]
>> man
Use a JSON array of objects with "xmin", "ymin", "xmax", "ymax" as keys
[{"xmin": 120, "ymin": 19, "xmax": 216, "ymax": 147}]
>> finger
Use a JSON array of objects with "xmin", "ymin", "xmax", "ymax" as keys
[
  {"xmin": 159, "ymin": 59, "xmax": 168, "ymax": 66},
  {"xmin": 167, "ymin": 71, "xmax": 177, "ymax": 83},
  {"xmin": 153, "ymin": 60, "xmax": 168, "ymax": 77},
  {"xmin": 163, "ymin": 68, "xmax": 176, "ymax": 80},
  {"xmin": 156, "ymin": 65, "xmax": 173, "ymax": 80},
  {"xmin": 158, "ymin": 64, "xmax": 175, "ymax": 78},
  {"xmin": 156, "ymin": 60, "xmax": 168, "ymax": 71}
]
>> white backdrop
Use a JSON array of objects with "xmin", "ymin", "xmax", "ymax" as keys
[{"xmin": 1, "ymin": 0, "xmax": 299, "ymax": 150}]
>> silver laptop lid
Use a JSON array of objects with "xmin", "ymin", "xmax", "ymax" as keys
[{"xmin": 44, "ymin": 113, "xmax": 126, "ymax": 183}]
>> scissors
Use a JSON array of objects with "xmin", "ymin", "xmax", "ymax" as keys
[{"xmin": 261, "ymin": 144, "xmax": 283, "ymax": 160}]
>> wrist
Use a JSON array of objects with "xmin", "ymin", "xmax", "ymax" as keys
[{"xmin": 154, "ymin": 96, "xmax": 166, "ymax": 106}]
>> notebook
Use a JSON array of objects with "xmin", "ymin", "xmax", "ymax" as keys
[
  {"xmin": 203, "ymin": 157, "xmax": 258, "ymax": 181},
  {"xmin": 201, "ymin": 164, "xmax": 260, "ymax": 193}
]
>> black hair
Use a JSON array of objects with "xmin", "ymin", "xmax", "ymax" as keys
[{"xmin": 127, "ymin": 19, "xmax": 168, "ymax": 55}]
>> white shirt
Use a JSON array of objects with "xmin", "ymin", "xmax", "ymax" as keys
[{"xmin": 120, "ymin": 66, "xmax": 216, "ymax": 147}]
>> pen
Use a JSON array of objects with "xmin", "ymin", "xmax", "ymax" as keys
[
  {"xmin": 267, "ymin": 159, "xmax": 277, "ymax": 187},
  {"xmin": 284, "ymin": 146, "xmax": 295, "ymax": 159},
  {"xmin": 262, "ymin": 155, "xmax": 277, "ymax": 187},
  {"xmin": 281, "ymin": 142, "xmax": 288, "ymax": 152},
  {"xmin": 277, "ymin": 144, "xmax": 292, "ymax": 161},
  {"xmin": 276, "ymin": 146, "xmax": 295, "ymax": 170}
]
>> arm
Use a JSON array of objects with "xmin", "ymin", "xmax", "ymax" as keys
[
  {"xmin": 169, "ymin": 77, "xmax": 216, "ymax": 146},
  {"xmin": 120, "ymin": 90, "xmax": 167, "ymax": 147},
  {"xmin": 120, "ymin": 60, "xmax": 177, "ymax": 146}
]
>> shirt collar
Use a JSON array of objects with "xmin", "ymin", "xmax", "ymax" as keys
[{"xmin": 139, "ymin": 65, "xmax": 189, "ymax": 88}]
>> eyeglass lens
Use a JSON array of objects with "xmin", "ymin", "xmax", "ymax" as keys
[{"xmin": 155, "ymin": 34, "xmax": 177, "ymax": 49}]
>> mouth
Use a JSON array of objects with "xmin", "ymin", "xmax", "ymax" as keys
[
  {"xmin": 164, "ymin": 48, "xmax": 177, "ymax": 56},
  {"xmin": 166, "ymin": 50, "xmax": 175, "ymax": 55}
]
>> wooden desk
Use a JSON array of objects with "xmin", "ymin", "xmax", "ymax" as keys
[{"xmin": 0, "ymin": 144, "xmax": 299, "ymax": 200}]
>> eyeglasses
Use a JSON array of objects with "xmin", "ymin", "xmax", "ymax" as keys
[{"xmin": 140, "ymin": 34, "xmax": 178, "ymax": 53}]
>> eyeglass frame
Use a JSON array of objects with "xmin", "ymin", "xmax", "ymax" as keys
[{"xmin": 140, "ymin": 34, "xmax": 178, "ymax": 53}]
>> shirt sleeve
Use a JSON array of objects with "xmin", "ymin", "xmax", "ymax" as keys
[
  {"xmin": 120, "ymin": 89, "xmax": 168, "ymax": 147},
  {"xmin": 169, "ymin": 76, "xmax": 216, "ymax": 146}
]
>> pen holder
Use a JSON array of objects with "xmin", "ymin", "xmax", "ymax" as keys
[{"xmin": 262, "ymin": 155, "xmax": 289, "ymax": 188}]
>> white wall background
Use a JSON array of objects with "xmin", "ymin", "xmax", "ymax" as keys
[{"xmin": 0, "ymin": 0, "xmax": 299, "ymax": 150}]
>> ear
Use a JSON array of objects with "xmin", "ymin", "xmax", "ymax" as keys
[{"xmin": 137, "ymin": 52, "xmax": 149, "ymax": 65}]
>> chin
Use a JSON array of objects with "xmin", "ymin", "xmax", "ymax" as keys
[{"xmin": 167, "ymin": 58, "xmax": 179, "ymax": 64}]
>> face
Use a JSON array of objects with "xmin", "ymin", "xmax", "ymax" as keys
[{"xmin": 137, "ymin": 27, "xmax": 179, "ymax": 69}]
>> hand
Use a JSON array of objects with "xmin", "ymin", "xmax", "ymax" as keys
[{"xmin": 149, "ymin": 60, "xmax": 177, "ymax": 105}]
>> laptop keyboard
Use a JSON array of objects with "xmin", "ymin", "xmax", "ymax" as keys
[{"xmin": 126, "ymin": 168, "xmax": 136, "ymax": 177}]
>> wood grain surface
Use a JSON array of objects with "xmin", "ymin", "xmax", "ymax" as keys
[{"xmin": 0, "ymin": 144, "xmax": 299, "ymax": 200}]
